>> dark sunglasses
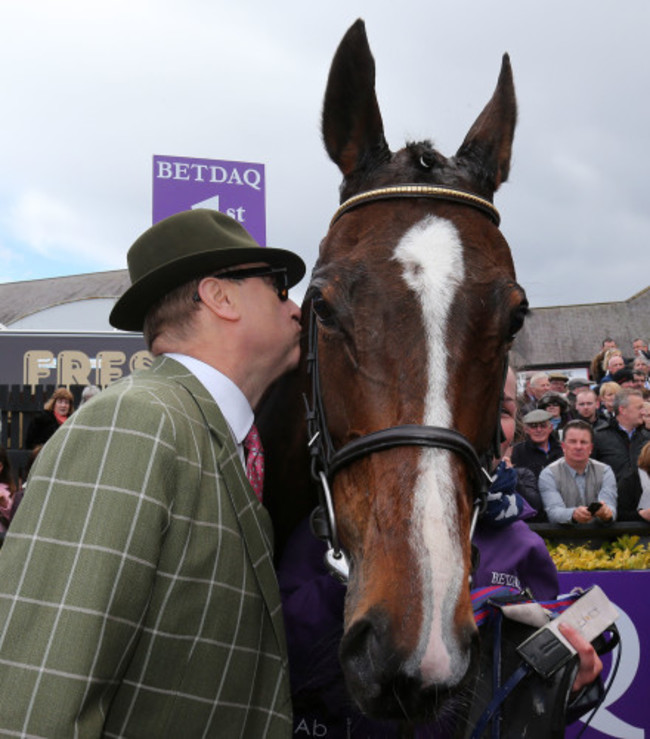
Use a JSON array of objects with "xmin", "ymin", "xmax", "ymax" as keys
[{"xmin": 193, "ymin": 266, "xmax": 290, "ymax": 303}]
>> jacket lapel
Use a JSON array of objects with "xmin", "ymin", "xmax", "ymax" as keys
[{"xmin": 150, "ymin": 356, "xmax": 288, "ymax": 656}]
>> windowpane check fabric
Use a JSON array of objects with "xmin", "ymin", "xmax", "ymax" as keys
[
  {"xmin": 0, "ymin": 356, "xmax": 291, "ymax": 737},
  {"xmin": 244, "ymin": 423, "xmax": 265, "ymax": 502}
]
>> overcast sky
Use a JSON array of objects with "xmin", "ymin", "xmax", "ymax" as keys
[{"xmin": 1, "ymin": 1, "xmax": 649, "ymax": 309}]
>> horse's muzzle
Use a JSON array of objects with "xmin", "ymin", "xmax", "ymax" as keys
[{"xmin": 339, "ymin": 606, "xmax": 479, "ymax": 719}]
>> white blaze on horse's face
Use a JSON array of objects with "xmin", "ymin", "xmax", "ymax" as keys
[{"xmin": 394, "ymin": 214, "xmax": 471, "ymax": 687}]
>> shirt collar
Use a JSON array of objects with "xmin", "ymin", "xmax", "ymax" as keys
[
  {"xmin": 566, "ymin": 460, "xmax": 590, "ymax": 478},
  {"xmin": 617, "ymin": 423, "xmax": 635, "ymax": 439},
  {"xmin": 164, "ymin": 353, "xmax": 254, "ymax": 444}
]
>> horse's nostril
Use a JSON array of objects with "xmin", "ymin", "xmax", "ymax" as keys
[{"xmin": 339, "ymin": 611, "xmax": 398, "ymax": 703}]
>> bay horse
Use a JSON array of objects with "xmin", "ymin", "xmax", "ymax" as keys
[{"xmin": 260, "ymin": 19, "xmax": 529, "ymax": 721}]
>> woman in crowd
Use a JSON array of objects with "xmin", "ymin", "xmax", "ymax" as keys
[
  {"xmin": 537, "ymin": 391, "xmax": 570, "ymax": 436},
  {"xmin": 25, "ymin": 387, "xmax": 74, "ymax": 449},
  {"xmin": 598, "ymin": 381, "xmax": 622, "ymax": 422},
  {"xmin": 0, "ymin": 447, "xmax": 16, "ymax": 534}
]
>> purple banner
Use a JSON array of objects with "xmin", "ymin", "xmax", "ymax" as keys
[
  {"xmin": 559, "ymin": 570, "xmax": 649, "ymax": 738},
  {"xmin": 152, "ymin": 155, "xmax": 266, "ymax": 245}
]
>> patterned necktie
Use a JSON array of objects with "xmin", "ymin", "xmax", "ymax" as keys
[{"xmin": 244, "ymin": 423, "xmax": 264, "ymax": 502}]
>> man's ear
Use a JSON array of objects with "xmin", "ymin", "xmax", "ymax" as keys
[{"xmin": 196, "ymin": 277, "xmax": 241, "ymax": 321}]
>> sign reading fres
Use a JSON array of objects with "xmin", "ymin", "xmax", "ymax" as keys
[
  {"xmin": 152, "ymin": 155, "xmax": 266, "ymax": 245},
  {"xmin": 0, "ymin": 332, "xmax": 151, "ymax": 388}
]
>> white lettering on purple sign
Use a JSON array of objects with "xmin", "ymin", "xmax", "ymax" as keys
[{"xmin": 156, "ymin": 161, "xmax": 262, "ymax": 190}]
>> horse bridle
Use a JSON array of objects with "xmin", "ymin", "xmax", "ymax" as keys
[{"xmin": 305, "ymin": 184, "xmax": 506, "ymax": 584}]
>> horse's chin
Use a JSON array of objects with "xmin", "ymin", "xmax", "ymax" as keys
[{"xmin": 344, "ymin": 633, "xmax": 480, "ymax": 721}]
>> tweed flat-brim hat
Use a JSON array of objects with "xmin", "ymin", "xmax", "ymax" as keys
[
  {"xmin": 110, "ymin": 209, "xmax": 306, "ymax": 332},
  {"xmin": 522, "ymin": 409, "xmax": 553, "ymax": 424}
]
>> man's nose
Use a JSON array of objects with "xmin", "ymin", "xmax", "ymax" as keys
[{"xmin": 288, "ymin": 299, "xmax": 301, "ymax": 322}]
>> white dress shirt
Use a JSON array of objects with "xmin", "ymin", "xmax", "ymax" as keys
[{"xmin": 164, "ymin": 353, "xmax": 253, "ymax": 465}]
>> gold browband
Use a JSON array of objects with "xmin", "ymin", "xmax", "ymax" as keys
[{"xmin": 330, "ymin": 185, "xmax": 501, "ymax": 228}]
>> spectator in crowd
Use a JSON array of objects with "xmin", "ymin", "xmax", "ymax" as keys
[
  {"xmin": 537, "ymin": 391, "xmax": 570, "ymax": 435},
  {"xmin": 539, "ymin": 421, "xmax": 617, "ymax": 525},
  {"xmin": 631, "ymin": 357, "xmax": 650, "ymax": 395},
  {"xmin": 593, "ymin": 388, "xmax": 650, "ymax": 521},
  {"xmin": 511, "ymin": 409, "xmax": 563, "ymax": 479},
  {"xmin": 567, "ymin": 376, "xmax": 592, "ymax": 408},
  {"xmin": 0, "ymin": 209, "xmax": 305, "ymax": 736},
  {"xmin": 548, "ymin": 371, "xmax": 569, "ymax": 395},
  {"xmin": 603, "ymin": 338, "xmax": 618, "ymax": 351},
  {"xmin": 573, "ymin": 389, "xmax": 608, "ymax": 431},
  {"xmin": 598, "ymin": 381, "xmax": 622, "ymax": 422},
  {"xmin": 642, "ymin": 401, "xmax": 650, "ymax": 432},
  {"xmin": 611, "ymin": 367, "xmax": 636, "ymax": 389},
  {"xmin": 600, "ymin": 349, "xmax": 625, "ymax": 384},
  {"xmin": 500, "ymin": 369, "xmax": 546, "ymax": 521},
  {"xmin": 633, "ymin": 355, "xmax": 650, "ymax": 379},
  {"xmin": 517, "ymin": 371, "xmax": 536, "ymax": 411},
  {"xmin": 0, "ymin": 447, "xmax": 16, "ymax": 535},
  {"xmin": 519, "ymin": 372, "xmax": 551, "ymax": 414},
  {"xmin": 636, "ymin": 442, "xmax": 650, "ymax": 522},
  {"xmin": 24, "ymin": 387, "xmax": 74, "ymax": 449},
  {"xmin": 9, "ymin": 445, "xmax": 43, "ymax": 519},
  {"xmin": 589, "ymin": 338, "xmax": 617, "ymax": 384},
  {"xmin": 79, "ymin": 385, "xmax": 101, "ymax": 405},
  {"xmin": 632, "ymin": 337, "xmax": 650, "ymax": 360},
  {"xmin": 633, "ymin": 373, "xmax": 650, "ymax": 397}
]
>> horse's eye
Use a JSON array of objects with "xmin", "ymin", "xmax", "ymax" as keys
[
  {"xmin": 312, "ymin": 295, "xmax": 336, "ymax": 327},
  {"xmin": 507, "ymin": 299, "xmax": 529, "ymax": 341}
]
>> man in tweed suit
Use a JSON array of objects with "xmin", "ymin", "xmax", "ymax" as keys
[{"xmin": 0, "ymin": 210, "xmax": 305, "ymax": 737}]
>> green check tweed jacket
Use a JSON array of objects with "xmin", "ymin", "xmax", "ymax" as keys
[{"xmin": 0, "ymin": 357, "xmax": 292, "ymax": 737}]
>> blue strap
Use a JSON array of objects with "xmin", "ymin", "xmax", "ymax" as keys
[{"xmin": 470, "ymin": 663, "xmax": 531, "ymax": 739}]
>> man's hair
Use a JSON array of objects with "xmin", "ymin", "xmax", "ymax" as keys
[
  {"xmin": 575, "ymin": 389, "xmax": 597, "ymax": 402},
  {"xmin": 529, "ymin": 372, "xmax": 549, "ymax": 387},
  {"xmin": 562, "ymin": 419, "xmax": 594, "ymax": 442},
  {"xmin": 613, "ymin": 388, "xmax": 643, "ymax": 416},
  {"xmin": 602, "ymin": 337, "xmax": 615, "ymax": 347},
  {"xmin": 142, "ymin": 277, "xmax": 203, "ymax": 351}
]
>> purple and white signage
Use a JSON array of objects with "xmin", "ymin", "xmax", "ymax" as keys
[
  {"xmin": 559, "ymin": 570, "xmax": 649, "ymax": 738},
  {"xmin": 152, "ymin": 155, "xmax": 266, "ymax": 245}
]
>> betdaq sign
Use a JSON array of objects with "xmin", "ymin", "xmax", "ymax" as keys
[
  {"xmin": 561, "ymin": 570, "xmax": 650, "ymax": 738},
  {"xmin": 0, "ymin": 332, "xmax": 151, "ymax": 388},
  {"xmin": 152, "ymin": 155, "xmax": 266, "ymax": 245}
]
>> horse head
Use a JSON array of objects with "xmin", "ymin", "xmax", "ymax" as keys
[{"xmin": 301, "ymin": 20, "xmax": 528, "ymax": 719}]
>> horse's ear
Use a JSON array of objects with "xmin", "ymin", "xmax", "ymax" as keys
[
  {"xmin": 456, "ymin": 54, "xmax": 517, "ymax": 193},
  {"xmin": 322, "ymin": 19, "xmax": 390, "ymax": 178}
]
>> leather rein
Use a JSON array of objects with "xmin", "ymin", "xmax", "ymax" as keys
[{"xmin": 305, "ymin": 185, "xmax": 505, "ymax": 584}]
